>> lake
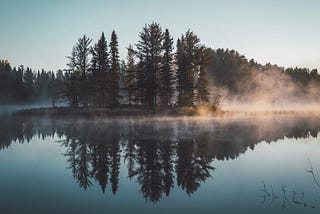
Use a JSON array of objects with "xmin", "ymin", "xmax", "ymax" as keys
[{"xmin": 1, "ymin": 114, "xmax": 320, "ymax": 214}]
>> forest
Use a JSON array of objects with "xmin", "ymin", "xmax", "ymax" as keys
[{"xmin": 1, "ymin": 22, "xmax": 319, "ymax": 109}]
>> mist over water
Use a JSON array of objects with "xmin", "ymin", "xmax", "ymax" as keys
[
  {"xmin": 0, "ymin": 103, "xmax": 51, "ymax": 115},
  {"xmin": 216, "ymin": 68, "xmax": 320, "ymax": 112}
]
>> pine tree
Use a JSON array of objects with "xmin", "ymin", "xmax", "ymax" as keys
[
  {"xmin": 176, "ymin": 38, "xmax": 186, "ymax": 107},
  {"xmin": 77, "ymin": 35, "xmax": 92, "ymax": 107},
  {"xmin": 176, "ymin": 30, "xmax": 203, "ymax": 107},
  {"xmin": 66, "ymin": 47, "xmax": 80, "ymax": 107},
  {"xmin": 136, "ymin": 22, "xmax": 164, "ymax": 107},
  {"xmin": 14, "ymin": 65, "xmax": 24, "ymax": 102},
  {"xmin": 0, "ymin": 60, "xmax": 11, "ymax": 104},
  {"xmin": 125, "ymin": 44, "xmax": 136, "ymax": 106},
  {"xmin": 136, "ymin": 56, "xmax": 146, "ymax": 106},
  {"xmin": 91, "ymin": 32, "xmax": 109, "ymax": 107},
  {"xmin": 52, "ymin": 69, "xmax": 65, "ymax": 106},
  {"xmin": 119, "ymin": 60, "xmax": 127, "ymax": 105},
  {"xmin": 159, "ymin": 29, "xmax": 174, "ymax": 107},
  {"xmin": 195, "ymin": 47, "xmax": 211, "ymax": 104},
  {"xmin": 109, "ymin": 30, "xmax": 120, "ymax": 107},
  {"xmin": 66, "ymin": 35, "xmax": 92, "ymax": 107},
  {"xmin": 23, "ymin": 67, "xmax": 35, "ymax": 102}
]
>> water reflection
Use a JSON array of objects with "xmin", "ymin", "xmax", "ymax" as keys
[
  {"xmin": 58, "ymin": 121, "xmax": 216, "ymax": 202},
  {"xmin": 0, "ymin": 115, "xmax": 320, "ymax": 203}
]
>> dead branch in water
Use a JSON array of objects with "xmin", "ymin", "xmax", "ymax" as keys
[{"xmin": 307, "ymin": 159, "xmax": 320, "ymax": 189}]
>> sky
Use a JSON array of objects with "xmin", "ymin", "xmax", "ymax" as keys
[{"xmin": 0, "ymin": 0, "xmax": 319, "ymax": 71}]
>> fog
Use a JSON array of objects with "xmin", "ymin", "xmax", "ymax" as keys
[
  {"xmin": 2, "ymin": 66, "xmax": 320, "ymax": 117},
  {"xmin": 0, "ymin": 103, "xmax": 51, "ymax": 115},
  {"xmin": 216, "ymin": 68, "xmax": 320, "ymax": 112}
]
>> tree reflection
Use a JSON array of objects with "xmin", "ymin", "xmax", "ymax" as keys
[
  {"xmin": 62, "ymin": 124, "xmax": 92, "ymax": 190},
  {"xmin": 1, "ymin": 115, "xmax": 320, "ymax": 203},
  {"xmin": 61, "ymin": 120, "xmax": 216, "ymax": 202},
  {"xmin": 109, "ymin": 133, "xmax": 121, "ymax": 194},
  {"xmin": 62, "ymin": 123, "xmax": 121, "ymax": 193},
  {"xmin": 160, "ymin": 136, "xmax": 175, "ymax": 196},
  {"xmin": 176, "ymin": 130, "xmax": 215, "ymax": 195}
]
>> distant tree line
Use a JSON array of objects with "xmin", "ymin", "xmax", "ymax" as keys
[
  {"xmin": 0, "ymin": 60, "xmax": 64, "ymax": 105},
  {"xmin": 207, "ymin": 48, "xmax": 320, "ymax": 98}
]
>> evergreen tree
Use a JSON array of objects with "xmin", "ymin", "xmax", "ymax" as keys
[
  {"xmin": 136, "ymin": 55, "xmax": 146, "ymax": 106},
  {"xmin": 91, "ymin": 32, "xmax": 109, "ymax": 107},
  {"xmin": 176, "ymin": 30, "xmax": 204, "ymax": 107},
  {"xmin": 66, "ymin": 35, "xmax": 92, "ymax": 107},
  {"xmin": 23, "ymin": 67, "xmax": 35, "ymax": 101},
  {"xmin": 11, "ymin": 66, "xmax": 24, "ymax": 102},
  {"xmin": 136, "ymin": 22, "xmax": 164, "ymax": 107},
  {"xmin": 195, "ymin": 47, "xmax": 211, "ymax": 104},
  {"xmin": 17, "ymin": 66, "xmax": 25, "ymax": 101},
  {"xmin": 125, "ymin": 44, "xmax": 136, "ymax": 106},
  {"xmin": 109, "ymin": 137, "xmax": 121, "ymax": 194},
  {"xmin": 0, "ymin": 60, "xmax": 11, "ymax": 103},
  {"xmin": 109, "ymin": 30, "xmax": 120, "ymax": 107},
  {"xmin": 176, "ymin": 38, "xmax": 187, "ymax": 107},
  {"xmin": 66, "ymin": 47, "xmax": 80, "ymax": 107},
  {"xmin": 159, "ymin": 29, "xmax": 174, "ymax": 107},
  {"xmin": 77, "ymin": 35, "xmax": 92, "ymax": 107},
  {"xmin": 119, "ymin": 60, "xmax": 127, "ymax": 105},
  {"xmin": 35, "ymin": 69, "xmax": 50, "ymax": 101},
  {"xmin": 52, "ymin": 69, "xmax": 65, "ymax": 106}
]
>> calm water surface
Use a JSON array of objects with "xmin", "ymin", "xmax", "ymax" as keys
[{"xmin": 1, "ymin": 115, "xmax": 320, "ymax": 214}]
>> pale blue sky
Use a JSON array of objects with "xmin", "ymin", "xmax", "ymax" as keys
[{"xmin": 0, "ymin": 0, "xmax": 319, "ymax": 71}]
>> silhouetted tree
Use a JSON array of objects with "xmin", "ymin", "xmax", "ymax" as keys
[
  {"xmin": 119, "ymin": 60, "xmax": 127, "ymax": 104},
  {"xmin": 206, "ymin": 48, "xmax": 253, "ymax": 94},
  {"xmin": 11, "ymin": 66, "xmax": 24, "ymax": 101},
  {"xmin": 195, "ymin": 47, "xmax": 211, "ymax": 104},
  {"xmin": 91, "ymin": 32, "xmax": 109, "ymax": 107},
  {"xmin": 0, "ymin": 60, "xmax": 11, "ymax": 104},
  {"xmin": 176, "ymin": 30, "xmax": 205, "ymax": 107},
  {"xmin": 23, "ymin": 67, "xmax": 35, "ymax": 101},
  {"xmin": 159, "ymin": 29, "xmax": 175, "ymax": 107},
  {"xmin": 66, "ymin": 35, "xmax": 92, "ymax": 107},
  {"xmin": 66, "ymin": 47, "xmax": 80, "ymax": 107},
  {"xmin": 136, "ymin": 22, "xmax": 164, "ymax": 107},
  {"xmin": 52, "ymin": 69, "xmax": 65, "ymax": 106},
  {"xmin": 109, "ymin": 30, "xmax": 120, "ymax": 107},
  {"xmin": 125, "ymin": 44, "xmax": 137, "ymax": 106}
]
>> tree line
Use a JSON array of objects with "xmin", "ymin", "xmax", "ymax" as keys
[
  {"xmin": 207, "ymin": 48, "xmax": 320, "ymax": 99},
  {"xmin": 0, "ymin": 60, "xmax": 64, "ymax": 104},
  {"xmin": 65, "ymin": 22, "xmax": 211, "ymax": 108},
  {"xmin": 1, "ymin": 22, "xmax": 320, "ymax": 107}
]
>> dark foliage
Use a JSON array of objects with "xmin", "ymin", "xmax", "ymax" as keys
[{"xmin": 1, "ymin": 23, "xmax": 319, "ymax": 109}]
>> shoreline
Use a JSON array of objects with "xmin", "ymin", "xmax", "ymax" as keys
[
  {"xmin": 13, "ymin": 107, "xmax": 203, "ymax": 118},
  {"xmin": 11, "ymin": 107, "xmax": 320, "ymax": 119}
]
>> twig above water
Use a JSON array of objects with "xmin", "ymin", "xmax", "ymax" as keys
[{"xmin": 307, "ymin": 159, "xmax": 320, "ymax": 189}]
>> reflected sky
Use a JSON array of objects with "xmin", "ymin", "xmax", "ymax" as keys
[{"xmin": 0, "ymin": 116, "xmax": 320, "ymax": 213}]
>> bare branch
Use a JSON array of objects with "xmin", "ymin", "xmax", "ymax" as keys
[{"xmin": 307, "ymin": 159, "xmax": 320, "ymax": 189}]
